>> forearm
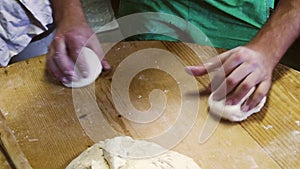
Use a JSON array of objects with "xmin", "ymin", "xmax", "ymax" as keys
[
  {"xmin": 50, "ymin": 0, "xmax": 87, "ymax": 25},
  {"xmin": 248, "ymin": 0, "xmax": 300, "ymax": 67}
]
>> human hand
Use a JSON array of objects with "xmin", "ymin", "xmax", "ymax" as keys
[
  {"xmin": 46, "ymin": 17, "xmax": 110, "ymax": 84},
  {"xmin": 186, "ymin": 45, "xmax": 277, "ymax": 112}
]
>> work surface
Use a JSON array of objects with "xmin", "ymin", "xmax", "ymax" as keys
[{"xmin": 0, "ymin": 41, "xmax": 299, "ymax": 169}]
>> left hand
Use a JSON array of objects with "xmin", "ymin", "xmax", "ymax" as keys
[
  {"xmin": 46, "ymin": 16, "xmax": 110, "ymax": 84},
  {"xmin": 186, "ymin": 45, "xmax": 276, "ymax": 112}
]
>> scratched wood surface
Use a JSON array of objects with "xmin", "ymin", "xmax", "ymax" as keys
[{"xmin": 0, "ymin": 41, "xmax": 299, "ymax": 169}]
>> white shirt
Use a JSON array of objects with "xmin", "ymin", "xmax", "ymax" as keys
[{"xmin": 0, "ymin": 0, "xmax": 53, "ymax": 66}]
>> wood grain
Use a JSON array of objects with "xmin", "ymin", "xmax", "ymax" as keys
[{"xmin": 0, "ymin": 41, "xmax": 299, "ymax": 169}]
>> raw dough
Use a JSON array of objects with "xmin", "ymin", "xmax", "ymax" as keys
[
  {"xmin": 66, "ymin": 136, "xmax": 201, "ymax": 169},
  {"xmin": 66, "ymin": 143, "xmax": 109, "ymax": 169},
  {"xmin": 63, "ymin": 47, "xmax": 102, "ymax": 88},
  {"xmin": 208, "ymin": 87, "xmax": 267, "ymax": 122}
]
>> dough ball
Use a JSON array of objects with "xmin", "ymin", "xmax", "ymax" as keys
[
  {"xmin": 66, "ymin": 136, "xmax": 201, "ymax": 169},
  {"xmin": 208, "ymin": 87, "xmax": 267, "ymax": 122},
  {"xmin": 63, "ymin": 47, "xmax": 102, "ymax": 88}
]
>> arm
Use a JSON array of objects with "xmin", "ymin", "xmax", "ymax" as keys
[
  {"xmin": 248, "ymin": 0, "xmax": 300, "ymax": 67},
  {"xmin": 47, "ymin": 0, "xmax": 110, "ymax": 83},
  {"xmin": 187, "ymin": 0, "xmax": 300, "ymax": 111}
]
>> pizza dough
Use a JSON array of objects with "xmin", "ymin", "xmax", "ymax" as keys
[
  {"xmin": 63, "ymin": 47, "xmax": 102, "ymax": 88},
  {"xmin": 66, "ymin": 136, "xmax": 201, "ymax": 169},
  {"xmin": 208, "ymin": 87, "xmax": 267, "ymax": 122}
]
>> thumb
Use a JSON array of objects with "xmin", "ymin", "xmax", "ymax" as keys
[{"xmin": 185, "ymin": 65, "xmax": 207, "ymax": 76}]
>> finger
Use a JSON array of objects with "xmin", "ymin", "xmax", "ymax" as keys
[
  {"xmin": 185, "ymin": 65, "xmax": 207, "ymax": 76},
  {"xmin": 52, "ymin": 37, "xmax": 77, "ymax": 81},
  {"xmin": 212, "ymin": 63, "xmax": 253, "ymax": 101},
  {"xmin": 210, "ymin": 51, "xmax": 246, "ymax": 90},
  {"xmin": 241, "ymin": 80, "xmax": 271, "ymax": 112},
  {"xmin": 225, "ymin": 70, "xmax": 259, "ymax": 105},
  {"xmin": 202, "ymin": 49, "xmax": 233, "ymax": 72},
  {"xmin": 46, "ymin": 53, "xmax": 69, "ymax": 83},
  {"xmin": 101, "ymin": 58, "xmax": 111, "ymax": 71},
  {"xmin": 186, "ymin": 49, "xmax": 234, "ymax": 77},
  {"xmin": 66, "ymin": 37, "xmax": 89, "ymax": 78},
  {"xmin": 86, "ymin": 35, "xmax": 111, "ymax": 70}
]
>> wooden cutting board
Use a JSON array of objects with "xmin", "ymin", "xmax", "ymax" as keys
[{"xmin": 0, "ymin": 41, "xmax": 299, "ymax": 169}]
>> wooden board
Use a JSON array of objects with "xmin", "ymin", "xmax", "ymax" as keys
[
  {"xmin": 0, "ymin": 149, "xmax": 10, "ymax": 169},
  {"xmin": 0, "ymin": 41, "xmax": 299, "ymax": 169}
]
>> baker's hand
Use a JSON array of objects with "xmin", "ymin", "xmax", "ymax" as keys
[
  {"xmin": 46, "ymin": 18, "xmax": 110, "ymax": 84},
  {"xmin": 186, "ymin": 45, "xmax": 276, "ymax": 112}
]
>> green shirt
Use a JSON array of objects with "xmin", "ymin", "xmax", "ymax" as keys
[{"xmin": 118, "ymin": 0, "xmax": 274, "ymax": 49}]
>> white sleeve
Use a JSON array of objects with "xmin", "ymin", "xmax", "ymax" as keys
[
  {"xmin": 0, "ymin": 0, "xmax": 53, "ymax": 66},
  {"xmin": 18, "ymin": 0, "xmax": 53, "ymax": 30}
]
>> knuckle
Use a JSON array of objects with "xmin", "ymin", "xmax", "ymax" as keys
[
  {"xmin": 214, "ymin": 71, "xmax": 226, "ymax": 81},
  {"xmin": 248, "ymin": 60, "xmax": 259, "ymax": 69},
  {"xmin": 233, "ymin": 52, "xmax": 244, "ymax": 63},
  {"xmin": 255, "ymin": 91, "xmax": 266, "ymax": 100},
  {"xmin": 51, "ymin": 70, "xmax": 61, "ymax": 78},
  {"xmin": 226, "ymin": 76, "xmax": 237, "ymax": 86},
  {"xmin": 240, "ymin": 83, "xmax": 252, "ymax": 91},
  {"xmin": 53, "ymin": 55, "xmax": 63, "ymax": 62}
]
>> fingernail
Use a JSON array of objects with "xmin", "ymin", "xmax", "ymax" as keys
[
  {"xmin": 184, "ymin": 66, "xmax": 194, "ymax": 74},
  {"xmin": 101, "ymin": 59, "xmax": 111, "ymax": 70},
  {"xmin": 241, "ymin": 105, "xmax": 249, "ymax": 112},
  {"xmin": 185, "ymin": 66, "xmax": 194, "ymax": 69},
  {"xmin": 71, "ymin": 74, "xmax": 79, "ymax": 81},
  {"xmin": 104, "ymin": 64, "xmax": 111, "ymax": 70},
  {"xmin": 65, "ymin": 70, "xmax": 74, "ymax": 76},
  {"xmin": 61, "ymin": 77, "xmax": 69, "ymax": 84}
]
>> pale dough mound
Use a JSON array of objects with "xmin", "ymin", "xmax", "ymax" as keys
[
  {"xmin": 208, "ymin": 87, "xmax": 267, "ymax": 122},
  {"xmin": 66, "ymin": 136, "xmax": 201, "ymax": 169},
  {"xmin": 63, "ymin": 47, "xmax": 102, "ymax": 88}
]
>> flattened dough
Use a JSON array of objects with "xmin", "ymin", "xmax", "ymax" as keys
[
  {"xmin": 208, "ymin": 87, "xmax": 267, "ymax": 122},
  {"xmin": 66, "ymin": 136, "xmax": 201, "ymax": 169},
  {"xmin": 63, "ymin": 47, "xmax": 102, "ymax": 88}
]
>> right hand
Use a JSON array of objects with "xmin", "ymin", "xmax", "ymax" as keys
[{"xmin": 186, "ymin": 45, "xmax": 276, "ymax": 112}]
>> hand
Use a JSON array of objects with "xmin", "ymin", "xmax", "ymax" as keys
[
  {"xmin": 46, "ymin": 17, "xmax": 110, "ymax": 84},
  {"xmin": 186, "ymin": 45, "xmax": 276, "ymax": 112}
]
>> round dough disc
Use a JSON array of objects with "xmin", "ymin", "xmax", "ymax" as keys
[
  {"xmin": 63, "ymin": 47, "xmax": 102, "ymax": 88},
  {"xmin": 208, "ymin": 87, "xmax": 267, "ymax": 122}
]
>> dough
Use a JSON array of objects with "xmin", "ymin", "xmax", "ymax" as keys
[
  {"xmin": 208, "ymin": 87, "xmax": 267, "ymax": 122},
  {"xmin": 66, "ymin": 143, "xmax": 109, "ymax": 169},
  {"xmin": 63, "ymin": 47, "xmax": 102, "ymax": 88},
  {"xmin": 66, "ymin": 136, "xmax": 201, "ymax": 169}
]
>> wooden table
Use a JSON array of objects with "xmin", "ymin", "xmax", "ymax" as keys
[{"xmin": 0, "ymin": 41, "xmax": 299, "ymax": 169}]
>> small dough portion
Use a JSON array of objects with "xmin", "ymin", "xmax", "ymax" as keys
[
  {"xmin": 66, "ymin": 143, "xmax": 109, "ymax": 169},
  {"xmin": 208, "ymin": 87, "xmax": 267, "ymax": 122},
  {"xmin": 63, "ymin": 47, "xmax": 102, "ymax": 88},
  {"xmin": 66, "ymin": 136, "xmax": 201, "ymax": 169}
]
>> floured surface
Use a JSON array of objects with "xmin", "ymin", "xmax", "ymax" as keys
[{"xmin": 0, "ymin": 41, "xmax": 299, "ymax": 168}]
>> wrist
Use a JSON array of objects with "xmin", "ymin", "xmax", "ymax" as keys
[
  {"xmin": 51, "ymin": 0, "xmax": 87, "ymax": 25},
  {"xmin": 246, "ymin": 40, "xmax": 282, "ymax": 69}
]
